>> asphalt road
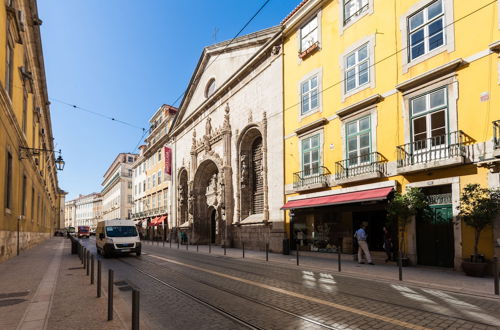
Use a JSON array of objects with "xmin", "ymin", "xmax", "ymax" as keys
[{"xmin": 78, "ymin": 238, "xmax": 500, "ymax": 330}]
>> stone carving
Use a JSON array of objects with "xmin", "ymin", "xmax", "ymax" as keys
[
  {"xmin": 223, "ymin": 104, "xmax": 230, "ymax": 130},
  {"xmin": 205, "ymin": 117, "xmax": 212, "ymax": 136},
  {"xmin": 248, "ymin": 111, "xmax": 253, "ymax": 124},
  {"xmin": 206, "ymin": 173, "xmax": 218, "ymax": 206},
  {"xmin": 188, "ymin": 191, "xmax": 194, "ymax": 215},
  {"xmin": 240, "ymin": 155, "xmax": 248, "ymax": 188},
  {"xmin": 178, "ymin": 185, "xmax": 185, "ymax": 207},
  {"xmin": 191, "ymin": 130, "xmax": 197, "ymax": 152}
]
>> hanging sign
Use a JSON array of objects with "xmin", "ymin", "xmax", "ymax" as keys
[{"xmin": 164, "ymin": 146, "xmax": 172, "ymax": 178}]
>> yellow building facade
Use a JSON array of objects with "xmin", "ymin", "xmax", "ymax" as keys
[
  {"xmin": 0, "ymin": 0, "xmax": 62, "ymax": 262},
  {"xmin": 282, "ymin": 0, "xmax": 500, "ymax": 269}
]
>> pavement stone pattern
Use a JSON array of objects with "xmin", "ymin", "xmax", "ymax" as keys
[{"xmin": 80, "ymin": 238, "xmax": 500, "ymax": 330}]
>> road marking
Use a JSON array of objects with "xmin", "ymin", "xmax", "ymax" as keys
[{"xmin": 147, "ymin": 254, "xmax": 430, "ymax": 329}]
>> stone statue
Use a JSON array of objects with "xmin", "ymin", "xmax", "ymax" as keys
[{"xmin": 240, "ymin": 155, "xmax": 248, "ymax": 188}]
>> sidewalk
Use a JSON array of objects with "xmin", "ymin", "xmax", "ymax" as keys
[
  {"xmin": 0, "ymin": 237, "xmax": 126, "ymax": 330},
  {"xmin": 143, "ymin": 240, "xmax": 500, "ymax": 298}
]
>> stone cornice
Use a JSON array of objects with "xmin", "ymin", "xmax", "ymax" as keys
[
  {"xmin": 336, "ymin": 94, "xmax": 383, "ymax": 118},
  {"xmin": 396, "ymin": 58, "xmax": 467, "ymax": 92},
  {"xmin": 294, "ymin": 118, "xmax": 328, "ymax": 136}
]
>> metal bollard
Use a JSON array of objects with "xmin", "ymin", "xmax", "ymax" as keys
[
  {"xmin": 83, "ymin": 248, "xmax": 86, "ymax": 268},
  {"xmin": 81, "ymin": 246, "xmax": 84, "ymax": 265},
  {"xmin": 97, "ymin": 260, "xmax": 102, "ymax": 298},
  {"xmin": 132, "ymin": 289, "xmax": 140, "ymax": 330},
  {"xmin": 91, "ymin": 255, "xmax": 94, "ymax": 284},
  {"xmin": 186, "ymin": 237, "xmax": 189, "ymax": 251},
  {"xmin": 170, "ymin": 232, "xmax": 172, "ymax": 248},
  {"xmin": 86, "ymin": 251, "xmax": 90, "ymax": 276},
  {"xmin": 338, "ymin": 247, "xmax": 342, "ymax": 272},
  {"xmin": 296, "ymin": 244, "xmax": 299, "ymax": 266},
  {"xmin": 494, "ymin": 256, "xmax": 499, "ymax": 296},
  {"xmin": 224, "ymin": 241, "xmax": 226, "ymax": 256},
  {"xmin": 209, "ymin": 241, "xmax": 211, "ymax": 254},
  {"xmin": 108, "ymin": 269, "xmax": 114, "ymax": 321},
  {"xmin": 242, "ymin": 242, "xmax": 245, "ymax": 259},
  {"xmin": 197, "ymin": 242, "xmax": 199, "ymax": 252},
  {"xmin": 398, "ymin": 251, "xmax": 403, "ymax": 281},
  {"xmin": 266, "ymin": 243, "xmax": 269, "ymax": 262},
  {"xmin": 177, "ymin": 238, "xmax": 180, "ymax": 249}
]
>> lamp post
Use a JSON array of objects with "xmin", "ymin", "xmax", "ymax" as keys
[
  {"xmin": 289, "ymin": 210, "xmax": 295, "ymax": 253},
  {"xmin": 19, "ymin": 147, "xmax": 65, "ymax": 171}
]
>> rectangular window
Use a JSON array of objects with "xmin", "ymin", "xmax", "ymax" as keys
[
  {"xmin": 143, "ymin": 180, "xmax": 146, "ymax": 191},
  {"xmin": 410, "ymin": 88, "xmax": 448, "ymax": 151},
  {"xmin": 300, "ymin": 75, "xmax": 319, "ymax": 115},
  {"xmin": 163, "ymin": 189, "xmax": 168, "ymax": 206},
  {"xmin": 152, "ymin": 174, "xmax": 156, "ymax": 187},
  {"xmin": 345, "ymin": 43, "xmax": 369, "ymax": 93},
  {"xmin": 5, "ymin": 152, "xmax": 13, "ymax": 209},
  {"xmin": 408, "ymin": 0, "xmax": 445, "ymax": 61},
  {"xmin": 300, "ymin": 16, "xmax": 318, "ymax": 51},
  {"xmin": 346, "ymin": 116, "xmax": 371, "ymax": 166},
  {"xmin": 152, "ymin": 195, "xmax": 157, "ymax": 209},
  {"xmin": 158, "ymin": 150, "xmax": 161, "ymax": 161},
  {"xmin": 157, "ymin": 170, "xmax": 162, "ymax": 184},
  {"xmin": 344, "ymin": 0, "xmax": 369, "ymax": 25},
  {"xmin": 128, "ymin": 169, "xmax": 132, "ymax": 177},
  {"xmin": 128, "ymin": 195, "xmax": 132, "ymax": 204},
  {"xmin": 5, "ymin": 42, "xmax": 14, "ymax": 98},
  {"xmin": 301, "ymin": 134, "xmax": 321, "ymax": 176},
  {"xmin": 21, "ymin": 175, "xmax": 27, "ymax": 216},
  {"xmin": 128, "ymin": 182, "xmax": 132, "ymax": 189}
]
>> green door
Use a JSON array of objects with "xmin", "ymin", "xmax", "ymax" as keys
[{"xmin": 416, "ymin": 204, "xmax": 454, "ymax": 267}]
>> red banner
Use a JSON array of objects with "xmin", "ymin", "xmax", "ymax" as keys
[{"xmin": 164, "ymin": 146, "xmax": 172, "ymax": 177}]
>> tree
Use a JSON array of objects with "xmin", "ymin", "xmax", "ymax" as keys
[
  {"xmin": 458, "ymin": 184, "xmax": 500, "ymax": 262},
  {"xmin": 387, "ymin": 187, "xmax": 429, "ymax": 258}
]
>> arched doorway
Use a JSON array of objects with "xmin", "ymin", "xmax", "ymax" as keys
[{"xmin": 193, "ymin": 159, "xmax": 220, "ymax": 244}]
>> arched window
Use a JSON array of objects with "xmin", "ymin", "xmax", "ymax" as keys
[
  {"xmin": 251, "ymin": 137, "xmax": 263, "ymax": 214},
  {"xmin": 205, "ymin": 78, "xmax": 216, "ymax": 98}
]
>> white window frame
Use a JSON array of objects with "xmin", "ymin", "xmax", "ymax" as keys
[
  {"xmin": 298, "ymin": 129, "xmax": 324, "ymax": 177},
  {"xmin": 345, "ymin": 116, "xmax": 372, "ymax": 166},
  {"xmin": 298, "ymin": 68, "xmax": 322, "ymax": 119},
  {"xmin": 400, "ymin": 0, "xmax": 454, "ymax": 73},
  {"xmin": 340, "ymin": 35, "xmax": 375, "ymax": 100},
  {"xmin": 340, "ymin": 0, "xmax": 374, "ymax": 33},
  {"xmin": 300, "ymin": 15, "xmax": 319, "ymax": 52}
]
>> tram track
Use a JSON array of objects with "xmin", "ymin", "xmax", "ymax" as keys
[
  {"xmin": 138, "ymin": 245, "xmax": 500, "ymax": 329},
  {"xmin": 117, "ymin": 257, "xmax": 339, "ymax": 329}
]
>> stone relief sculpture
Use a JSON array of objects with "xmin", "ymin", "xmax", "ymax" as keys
[
  {"xmin": 240, "ymin": 155, "xmax": 248, "ymax": 188},
  {"xmin": 206, "ymin": 173, "xmax": 218, "ymax": 206}
]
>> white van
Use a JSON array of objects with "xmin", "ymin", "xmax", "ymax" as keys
[{"xmin": 96, "ymin": 219, "xmax": 141, "ymax": 257}]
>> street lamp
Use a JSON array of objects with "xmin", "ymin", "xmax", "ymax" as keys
[{"xmin": 19, "ymin": 147, "xmax": 65, "ymax": 170}]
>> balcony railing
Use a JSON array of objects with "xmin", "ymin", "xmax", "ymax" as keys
[
  {"xmin": 493, "ymin": 120, "xmax": 500, "ymax": 149},
  {"xmin": 335, "ymin": 152, "xmax": 385, "ymax": 180},
  {"xmin": 131, "ymin": 206, "xmax": 168, "ymax": 219},
  {"xmin": 293, "ymin": 166, "xmax": 330, "ymax": 190},
  {"xmin": 397, "ymin": 130, "xmax": 466, "ymax": 168}
]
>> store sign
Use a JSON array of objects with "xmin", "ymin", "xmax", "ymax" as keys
[
  {"xmin": 427, "ymin": 193, "xmax": 452, "ymax": 205},
  {"xmin": 164, "ymin": 146, "xmax": 172, "ymax": 178}
]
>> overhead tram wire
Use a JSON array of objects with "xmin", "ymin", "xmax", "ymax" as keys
[
  {"xmin": 50, "ymin": 97, "xmax": 146, "ymax": 131},
  {"xmin": 169, "ymin": 0, "xmax": 273, "ymax": 107}
]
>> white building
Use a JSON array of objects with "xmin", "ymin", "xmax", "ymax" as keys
[
  {"xmin": 170, "ymin": 26, "xmax": 285, "ymax": 251},
  {"xmin": 64, "ymin": 200, "xmax": 76, "ymax": 228},
  {"xmin": 101, "ymin": 153, "xmax": 137, "ymax": 220},
  {"xmin": 65, "ymin": 193, "xmax": 102, "ymax": 229}
]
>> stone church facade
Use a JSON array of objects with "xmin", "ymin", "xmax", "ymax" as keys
[{"xmin": 170, "ymin": 26, "xmax": 285, "ymax": 251}]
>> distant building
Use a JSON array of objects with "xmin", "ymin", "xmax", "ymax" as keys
[
  {"xmin": 74, "ymin": 193, "xmax": 102, "ymax": 229},
  {"xmin": 101, "ymin": 153, "xmax": 137, "ymax": 220},
  {"xmin": 64, "ymin": 200, "xmax": 76, "ymax": 228},
  {"xmin": 131, "ymin": 105, "xmax": 177, "ymax": 231}
]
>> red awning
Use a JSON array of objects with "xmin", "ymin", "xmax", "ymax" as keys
[
  {"xmin": 281, "ymin": 187, "xmax": 393, "ymax": 210},
  {"xmin": 148, "ymin": 217, "xmax": 160, "ymax": 226}
]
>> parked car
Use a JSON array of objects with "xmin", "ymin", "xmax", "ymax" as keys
[
  {"xmin": 95, "ymin": 219, "xmax": 141, "ymax": 258},
  {"xmin": 77, "ymin": 226, "xmax": 90, "ymax": 239}
]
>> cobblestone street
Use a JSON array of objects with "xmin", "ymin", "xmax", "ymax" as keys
[{"xmin": 79, "ymin": 238, "xmax": 500, "ymax": 330}]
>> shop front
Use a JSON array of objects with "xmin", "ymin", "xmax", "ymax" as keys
[{"xmin": 283, "ymin": 186, "xmax": 395, "ymax": 258}]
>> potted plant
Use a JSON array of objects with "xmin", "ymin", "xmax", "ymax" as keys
[
  {"xmin": 387, "ymin": 187, "xmax": 429, "ymax": 266},
  {"xmin": 458, "ymin": 184, "xmax": 500, "ymax": 277}
]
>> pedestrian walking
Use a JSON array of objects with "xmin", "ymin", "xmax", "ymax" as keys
[
  {"xmin": 354, "ymin": 222, "xmax": 374, "ymax": 265},
  {"xmin": 383, "ymin": 226, "xmax": 392, "ymax": 262}
]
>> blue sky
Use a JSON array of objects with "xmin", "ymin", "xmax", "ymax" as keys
[{"xmin": 39, "ymin": 0, "xmax": 299, "ymax": 200}]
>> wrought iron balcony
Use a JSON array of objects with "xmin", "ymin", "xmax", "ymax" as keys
[
  {"xmin": 335, "ymin": 152, "xmax": 385, "ymax": 182},
  {"xmin": 293, "ymin": 166, "xmax": 330, "ymax": 191},
  {"xmin": 493, "ymin": 120, "xmax": 500, "ymax": 149},
  {"xmin": 397, "ymin": 130, "xmax": 466, "ymax": 171}
]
